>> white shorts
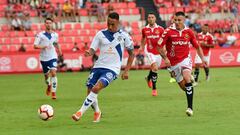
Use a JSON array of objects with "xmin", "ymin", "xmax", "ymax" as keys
[
  {"xmin": 144, "ymin": 46, "xmax": 162, "ymax": 67},
  {"xmin": 169, "ymin": 56, "xmax": 192, "ymax": 83},
  {"xmin": 194, "ymin": 51, "xmax": 211, "ymax": 65}
]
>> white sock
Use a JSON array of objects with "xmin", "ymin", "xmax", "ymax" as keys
[
  {"xmin": 79, "ymin": 91, "xmax": 98, "ymax": 114},
  {"xmin": 51, "ymin": 77, "xmax": 57, "ymax": 92},
  {"xmin": 92, "ymin": 98, "xmax": 100, "ymax": 112}
]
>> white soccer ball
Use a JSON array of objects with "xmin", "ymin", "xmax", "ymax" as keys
[{"xmin": 38, "ymin": 104, "xmax": 54, "ymax": 121}]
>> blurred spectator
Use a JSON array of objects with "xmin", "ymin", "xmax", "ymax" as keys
[
  {"xmin": 216, "ymin": 31, "xmax": 227, "ymax": 47},
  {"xmin": 135, "ymin": 51, "xmax": 145, "ymax": 69},
  {"xmin": 54, "ymin": 2, "xmax": 62, "ymax": 18},
  {"xmin": 72, "ymin": 42, "xmax": 80, "ymax": 52},
  {"xmin": 123, "ymin": 22, "xmax": 132, "ymax": 35},
  {"xmin": 22, "ymin": 13, "xmax": 32, "ymax": 31},
  {"xmin": 30, "ymin": 0, "xmax": 40, "ymax": 9},
  {"xmin": 220, "ymin": 0, "xmax": 230, "ymax": 15},
  {"xmin": 182, "ymin": 0, "xmax": 190, "ymax": 6},
  {"xmin": 231, "ymin": 2, "xmax": 239, "ymax": 17},
  {"xmin": 11, "ymin": 12, "xmax": 23, "ymax": 31},
  {"xmin": 230, "ymin": 18, "xmax": 239, "ymax": 33},
  {"xmin": 88, "ymin": 2, "xmax": 98, "ymax": 22},
  {"xmin": 184, "ymin": 15, "xmax": 191, "ymax": 27},
  {"xmin": 106, "ymin": 4, "xmax": 114, "ymax": 15},
  {"xmin": 18, "ymin": 43, "xmax": 26, "ymax": 52},
  {"xmin": 5, "ymin": 3, "xmax": 13, "ymax": 22},
  {"xmin": 53, "ymin": 14, "xmax": 62, "ymax": 30},
  {"xmin": 37, "ymin": 2, "xmax": 48, "ymax": 22},
  {"xmin": 73, "ymin": 1, "xmax": 80, "ymax": 22},
  {"xmin": 47, "ymin": 2, "xmax": 55, "ymax": 17},
  {"xmin": 222, "ymin": 32, "xmax": 237, "ymax": 47},
  {"xmin": 13, "ymin": 2, "xmax": 23, "ymax": 17},
  {"xmin": 81, "ymin": 42, "xmax": 89, "ymax": 52},
  {"xmin": 63, "ymin": 0, "xmax": 75, "ymax": 22}
]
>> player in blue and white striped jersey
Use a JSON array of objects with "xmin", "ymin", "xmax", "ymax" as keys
[
  {"xmin": 34, "ymin": 18, "xmax": 62, "ymax": 100},
  {"xmin": 72, "ymin": 12, "xmax": 135, "ymax": 122}
]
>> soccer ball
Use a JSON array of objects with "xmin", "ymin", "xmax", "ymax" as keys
[{"xmin": 38, "ymin": 104, "xmax": 54, "ymax": 121}]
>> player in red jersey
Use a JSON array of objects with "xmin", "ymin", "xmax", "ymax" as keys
[
  {"xmin": 157, "ymin": 12, "xmax": 206, "ymax": 116},
  {"xmin": 193, "ymin": 24, "xmax": 214, "ymax": 85},
  {"xmin": 140, "ymin": 12, "xmax": 164, "ymax": 96}
]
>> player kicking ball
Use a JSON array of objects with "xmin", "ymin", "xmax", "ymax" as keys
[
  {"xmin": 158, "ymin": 12, "xmax": 207, "ymax": 116},
  {"xmin": 72, "ymin": 12, "xmax": 135, "ymax": 122}
]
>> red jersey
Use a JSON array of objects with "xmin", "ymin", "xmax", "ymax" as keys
[
  {"xmin": 142, "ymin": 24, "xmax": 164, "ymax": 55},
  {"xmin": 197, "ymin": 32, "xmax": 214, "ymax": 56},
  {"xmin": 158, "ymin": 24, "xmax": 199, "ymax": 66}
]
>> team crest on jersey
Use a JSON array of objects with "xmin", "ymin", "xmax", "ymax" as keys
[
  {"xmin": 155, "ymin": 30, "xmax": 159, "ymax": 34},
  {"xmin": 184, "ymin": 34, "xmax": 189, "ymax": 39},
  {"xmin": 117, "ymin": 36, "xmax": 123, "ymax": 42},
  {"xmin": 106, "ymin": 72, "xmax": 113, "ymax": 80}
]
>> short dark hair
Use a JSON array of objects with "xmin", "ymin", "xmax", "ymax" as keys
[
  {"xmin": 204, "ymin": 24, "xmax": 209, "ymax": 27},
  {"xmin": 147, "ymin": 12, "xmax": 156, "ymax": 17},
  {"xmin": 175, "ymin": 11, "xmax": 185, "ymax": 17},
  {"xmin": 108, "ymin": 12, "xmax": 119, "ymax": 20},
  {"xmin": 45, "ymin": 17, "xmax": 53, "ymax": 22}
]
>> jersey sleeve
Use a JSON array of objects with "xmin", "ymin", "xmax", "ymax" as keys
[
  {"xmin": 157, "ymin": 29, "xmax": 168, "ymax": 48},
  {"xmin": 90, "ymin": 31, "xmax": 101, "ymax": 51},
  {"xmin": 124, "ymin": 32, "xmax": 134, "ymax": 50},
  {"xmin": 208, "ymin": 35, "xmax": 214, "ymax": 45},
  {"xmin": 34, "ymin": 33, "xmax": 41, "ymax": 45},
  {"xmin": 189, "ymin": 30, "xmax": 199, "ymax": 48}
]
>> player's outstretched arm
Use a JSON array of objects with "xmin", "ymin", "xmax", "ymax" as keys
[
  {"xmin": 158, "ymin": 46, "xmax": 171, "ymax": 67},
  {"xmin": 84, "ymin": 48, "xmax": 95, "ymax": 57},
  {"xmin": 54, "ymin": 42, "xmax": 63, "ymax": 56},
  {"xmin": 196, "ymin": 46, "xmax": 207, "ymax": 67},
  {"xmin": 34, "ymin": 44, "xmax": 47, "ymax": 49},
  {"xmin": 121, "ymin": 49, "xmax": 135, "ymax": 80}
]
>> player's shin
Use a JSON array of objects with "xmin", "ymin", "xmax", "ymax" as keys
[
  {"xmin": 194, "ymin": 68, "xmax": 200, "ymax": 82},
  {"xmin": 185, "ymin": 83, "xmax": 193, "ymax": 109},
  {"xmin": 151, "ymin": 71, "xmax": 158, "ymax": 90},
  {"xmin": 79, "ymin": 91, "xmax": 98, "ymax": 114},
  {"xmin": 51, "ymin": 77, "xmax": 57, "ymax": 92},
  {"xmin": 91, "ymin": 98, "xmax": 100, "ymax": 112},
  {"xmin": 204, "ymin": 67, "xmax": 209, "ymax": 79}
]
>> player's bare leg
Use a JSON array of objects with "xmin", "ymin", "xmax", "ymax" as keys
[{"xmin": 72, "ymin": 81, "xmax": 103, "ymax": 122}]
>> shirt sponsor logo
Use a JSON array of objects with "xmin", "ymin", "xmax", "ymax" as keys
[
  {"xmin": 147, "ymin": 35, "xmax": 159, "ymax": 39},
  {"xmin": 172, "ymin": 41, "xmax": 190, "ymax": 45}
]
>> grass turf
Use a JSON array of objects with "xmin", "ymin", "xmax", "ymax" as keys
[{"xmin": 0, "ymin": 67, "xmax": 240, "ymax": 135}]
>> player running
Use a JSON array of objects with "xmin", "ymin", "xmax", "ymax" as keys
[
  {"xmin": 72, "ymin": 12, "xmax": 135, "ymax": 122},
  {"xmin": 140, "ymin": 12, "xmax": 164, "ymax": 96},
  {"xmin": 157, "ymin": 12, "xmax": 206, "ymax": 116},
  {"xmin": 34, "ymin": 18, "xmax": 62, "ymax": 100},
  {"xmin": 193, "ymin": 24, "xmax": 214, "ymax": 86}
]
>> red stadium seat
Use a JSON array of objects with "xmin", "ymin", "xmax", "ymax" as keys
[
  {"xmin": 131, "ymin": 8, "xmax": 139, "ymax": 15},
  {"xmin": 83, "ymin": 23, "xmax": 92, "ymax": 29},
  {"xmin": 22, "ymin": 38, "xmax": 29, "ymax": 44},
  {"xmin": 26, "ymin": 31, "xmax": 35, "ymax": 37},
  {"xmin": 31, "ymin": 24, "xmax": 39, "ymax": 31},
  {"xmin": 79, "ymin": 30, "xmax": 88, "ymax": 36},
  {"xmin": 122, "ymin": 9, "xmax": 130, "ymax": 15},
  {"xmin": 1, "ymin": 24, "xmax": 9, "ymax": 31},
  {"xmin": 159, "ymin": 7, "xmax": 168, "ymax": 14},
  {"xmin": 131, "ymin": 21, "xmax": 139, "ymax": 29},
  {"xmin": 211, "ymin": 6, "xmax": 219, "ymax": 13},
  {"xmin": 83, "ymin": 37, "xmax": 90, "ymax": 43},
  {"xmin": 64, "ymin": 23, "xmax": 72, "ymax": 30},
  {"xmin": 128, "ymin": 2, "xmax": 136, "ymax": 8},
  {"xmin": 167, "ymin": 7, "xmax": 175, "ymax": 14},
  {"xmin": 74, "ymin": 37, "xmax": 82, "ymax": 43},
  {"xmin": 88, "ymin": 29, "xmax": 97, "ymax": 36},
  {"xmin": 12, "ymin": 38, "xmax": 20, "ymax": 44},
  {"xmin": 9, "ymin": 45, "xmax": 18, "ymax": 52},
  {"xmin": 175, "ymin": 7, "xmax": 184, "ymax": 12},
  {"xmin": 74, "ymin": 23, "xmax": 82, "ymax": 29},
  {"xmin": 17, "ymin": 31, "xmax": 26, "ymax": 37},
  {"xmin": 64, "ymin": 37, "xmax": 73, "ymax": 43},
  {"xmin": 0, "ymin": 45, "xmax": 9, "ymax": 52},
  {"xmin": 0, "ymin": 31, "xmax": 7, "ymax": 37},
  {"xmin": 3, "ymin": 38, "xmax": 11, "ymax": 44},
  {"xmin": 58, "ymin": 37, "xmax": 64, "ymax": 43}
]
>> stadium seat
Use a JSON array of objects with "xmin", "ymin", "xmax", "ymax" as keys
[
  {"xmin": 211, "ymin": 6, "xmax": 219, "ymax": 13},
  {"xmin": 83, "ymin": 23, "xmax": 92, "ymax": 29},
  {"xmin": 74, "ymin": 23, "xmax": 82, "ymax": 30},
  {"xmin": 175, "ymin": 7, "xmax": 184, "ymax": 12},
  {"xmin": 12, "ymin": 38, "xmax": 20, "ymax": 44},
  {"xmin": 131, "ymin": 21, "xmax": 139, "ymax": 29},
  {"xmin": 31, "ymin": 24, "xmax": 39, "ymax": 31},
  {"xmin": 83, "ymin": 37, "xmax": 90, "ymax": 43},
  {"xmin": 79, "ymin": 30, "xmax": 88, "ymax": 36},
  {"xmin": 74, "ymin": 37, "xmax": 82, "ymax": 43},
  {"xmin": 159, "ymin": 7, "xmax": 167, "ymax": 14},
  {"xmin": 22, "ymin": 38, "xmax": 29, "ymax": 44},
  {"xmin": 26, "ymin": 31, "xmax": 35, "ymax": 37},
  {"xmin": 17, "ymin": 31, "xmax": 26, "ymax": 37},
  {"xmin": 64, "ymin": 23, "xmax": 72, "ymax": 30},
  {"xmin": 58, "ymin": 37, "xmax": 64, "ymax": 44},
  {"xmin": 0, "ymin": 31, "xmax": 7, "ymax": 37},
  {"xmin": 0, "ymin": 45, "xmax": 9, "ymax": 52},
  {"xmin": 65, "ymin": 37, "xmax": 73, "ymax": 43},
  {"xmin": 88, "ymin": 29, "xmax": 97, "ymax": 36},
  {"xmin": 1, "ymin": 24, "xmax": 9, "ymax": 31},
  {"xmin": 9, "ymin": 45, "xmax": 18, "ymax": 52},
  {"xmin": 3, "ymin": 38, "xmax": 11, "ymax": 44},
  {"xmin": 122, "ymin": 9, "xmax": 130, "ymax": 15},
  {"xmin": 131, "ymin": 8, "xmax": 139, "ymax": 15},
  {"xmin": 128, "ymin": 2, "xmax": 136, "ymax": 8}
]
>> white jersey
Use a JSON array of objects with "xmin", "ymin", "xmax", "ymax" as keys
[
  {"xmin": 91, "ymin": 29, "xmax": 134, "ymax": 75},
  {"xmin": 34, "ymin": 31, "xmax": 59, "ymax": 61}
]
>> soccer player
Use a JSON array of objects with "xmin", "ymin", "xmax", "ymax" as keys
[
  {"xmin": 72, "ymin": 12, "xmax": 135, "ymax": 122},
  {"xmin": 34, "ymin": 18, "xmax": 62, "ymax": 100},
  {"xmin": 193, "ymin": 24, "xmax": 214, "ymax": 85},
  {"xmin": 157, "ymin": 12, "xmax": 206, "ymax": 116},
  {"xmin": 140, "ymin": 12, "xmax": 164, "ymax": 96}
]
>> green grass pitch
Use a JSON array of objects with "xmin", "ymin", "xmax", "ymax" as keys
[{"xmin": 0, "ymin": 67, "xmax": 240, "ymax": 135}]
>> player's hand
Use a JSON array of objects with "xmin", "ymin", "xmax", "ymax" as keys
[
  {"xmin": 164, "ymin": 58, "xmax": 171, "ymax": 67},
  {"xmin": 202, "ymin": 60, "xmax": 208, "ymax": 68},
  {"xmin": 121, "ymin": 71, "xmax": 129, "ymax": 80}
]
